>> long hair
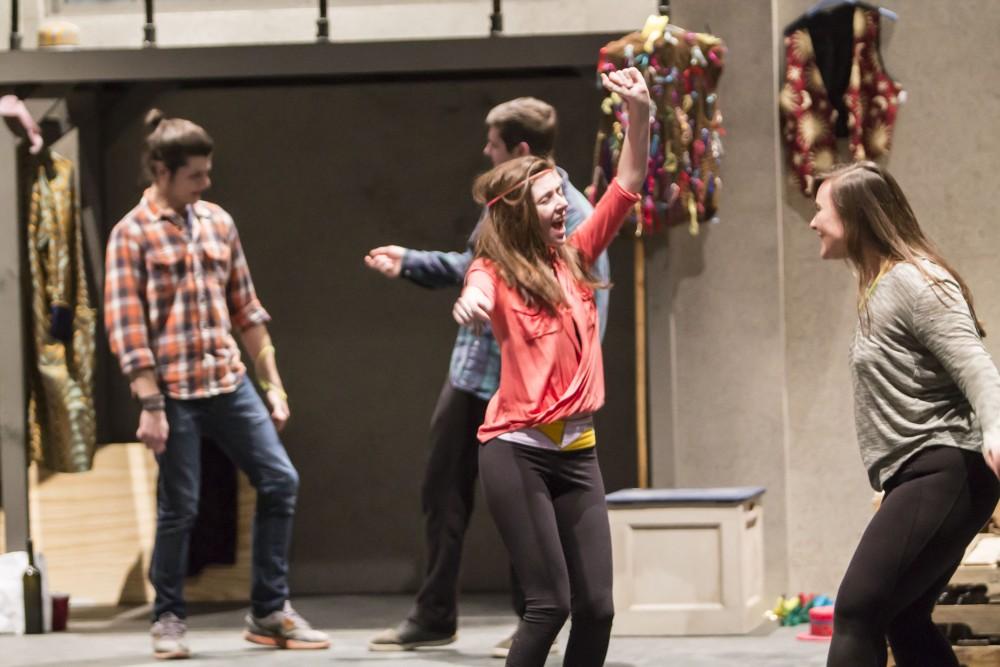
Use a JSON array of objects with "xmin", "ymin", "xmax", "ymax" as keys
[
  {"xmin": 142, "ymin": 108, "xmax": 214, "ymax": 182},
  {"xmin": 816, "ymin": 161, "xmax": 984, "ymax": 336},
  {"xmin": 473, "ymin": 156, "xmax": 605, "ymax": 313}
]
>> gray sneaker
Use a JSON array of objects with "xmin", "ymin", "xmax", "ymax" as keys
[
  {"xmin": 151, "ymin": 612, "xmax": 190, "ymax": 660},
  {"xmin": 243, "ymin": 601, "xmax": 330, "ymax": 650}
]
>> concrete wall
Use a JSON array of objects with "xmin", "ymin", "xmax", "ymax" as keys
[
  {"xmin": 646, "ymin": 0, "xmax": 1000, "ymax": 600},
  {"xmin": 0, "ymin": 108, "xmax": 27, "ymax": 553},
  {"xmin": 776, "ymin": 0, "xmax": 1000, "ymax": 594},
  {"xmin": 644, "ymin": 0, "xmax": 792, "ymax": 599}
]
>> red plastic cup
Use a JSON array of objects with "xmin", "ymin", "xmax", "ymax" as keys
[
  {"xmin": 51, "ymin": 593, "xmax": 69, "ymax": 631},
  {"xmin": 796, "ymin": 604, "xmax": 834, "ymax": 642}
]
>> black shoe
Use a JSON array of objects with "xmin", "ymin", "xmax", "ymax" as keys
[{"xmin": 368, "ymin": 619, "xmax": 457, "ymax": 652}]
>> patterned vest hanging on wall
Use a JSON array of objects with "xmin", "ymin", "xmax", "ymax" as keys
[
  {"xmin": 781, "ymin": 4, "xmax": 904, "ymax": 196},
  {"xmin": 592, "ymin": 15, "xmax": 726, "ymax": 235},
  {"xmin": 26, "ymin": 151, "xmax": 97, "ymax": 472}
]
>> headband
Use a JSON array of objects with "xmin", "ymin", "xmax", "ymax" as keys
[{"xmin": 486, "ymin": 167, "xmax": 556, "ymax": 208}]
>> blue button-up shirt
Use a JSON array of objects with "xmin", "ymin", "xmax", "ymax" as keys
[{"xmin": 400, "ymin": 168, "xmax": 609, "ymax": 401}]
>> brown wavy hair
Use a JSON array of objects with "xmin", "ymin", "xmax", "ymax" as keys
[
  {"xmin": 816, "ymin": 161, "xmax": 984, "ymax": 336},
  {"xmin": 142, "ymin": 108, "xmax": 214, "ymax": 182},
  {"xmin": 473, "ymin": 156, "xmax": 605, "ymax": 313}
]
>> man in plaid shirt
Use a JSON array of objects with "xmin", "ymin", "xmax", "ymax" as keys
[{"xmin": 104, "ymin": 110, "xmax": 329, "ymax": 659}]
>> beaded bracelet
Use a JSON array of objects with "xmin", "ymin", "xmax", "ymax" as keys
[{"xmin": 139, "ymin": 393, "xmax": 166, "ymax": 412}]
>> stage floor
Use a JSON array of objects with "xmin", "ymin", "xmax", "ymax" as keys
[{"xmin": 4, "ymin": 594, "xmax": 829, "ymax": 666}]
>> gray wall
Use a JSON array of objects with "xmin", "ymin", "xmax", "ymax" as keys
[
  {"xmin": 0, "ymin": 111, "xmax": 27, "ymax": 552},
  {"xmin": 646, "ymin": 0, "xmax": 792, "ymax": 599},
  {"xmin": 95, "ymin": 74, "xmax": 638, "ymax": 594},
  {"xmin": 778, "ymin": 0, "xmax": 1000, "ymax": 593},
  {"xmin": 647, "ymin": 0, "xmax": 1000, "ymax": 602}
]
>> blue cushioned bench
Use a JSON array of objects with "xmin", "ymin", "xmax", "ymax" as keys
[{"xmin": 606, "ymin": 486, "xmax": 766, "ymax": 506}]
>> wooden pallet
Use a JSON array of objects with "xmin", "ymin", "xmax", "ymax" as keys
[
  {"xmin": 933, "ymin": 602, "xmax": 1000, "ymax": 635},
  {"xmin": 889, "ymin": 645, "xmax": 1000, "ymax": 667}
]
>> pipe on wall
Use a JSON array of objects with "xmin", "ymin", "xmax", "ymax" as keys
[
  {"xmin": 317, "ymin": 0, "xmax": 330, "ymax": 42},
  {"xmin": 143, "ymin": 0, "xmax": 156, "ymax": 47},
  {"xmin": 10, "ymin": 0, "xmax": 21, "ymax": 50},
  {"xmin": 490, "ymin": 0, "xmax": 502, "ymax": 36}
]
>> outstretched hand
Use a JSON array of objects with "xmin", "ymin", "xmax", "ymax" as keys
[
  {"xmin": 601, "ymin": 67, "xmax": 651, "ymax": 111},
  {"xmin": 365, "ymin": 245, "xmax": 405, "ymax": 278}
]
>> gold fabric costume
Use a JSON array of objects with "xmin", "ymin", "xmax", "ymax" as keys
[{"xmin": 26, "ymin": 151, "xmax": 96, "ymax": 472}]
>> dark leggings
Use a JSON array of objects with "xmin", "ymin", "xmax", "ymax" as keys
[
  {"xmin": 480, "ymin": 441, "xmax": 614, "ymax": 667},
  {"xmin": 828, "ymin": 446, "xmax": 999, "ymax": 667}
]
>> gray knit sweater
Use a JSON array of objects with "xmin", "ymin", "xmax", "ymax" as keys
[{"xmin": 850, "ymin": 260, "xmax": 1000, "ymax": 490}]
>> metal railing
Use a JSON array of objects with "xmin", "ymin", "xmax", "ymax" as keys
[{"xmin": 9, "ymin": 1, "xmax": 517, "ymax": 50}]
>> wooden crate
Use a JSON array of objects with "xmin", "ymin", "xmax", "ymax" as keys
[
  {"xmin": 607, "ymin": 487, "xmax": 767, "ymax": 635},
  {"xmin": 2, "ymin": 443, "xmax": 254, "ymax": 606}
]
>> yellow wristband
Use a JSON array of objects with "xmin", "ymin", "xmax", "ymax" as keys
[
  {"xmin": 255, "ymin": 343, "xmax": 276, "ymax": 368},
  {"xmin": 259, "ymin": 379, "xmax": 288, "ymax": 402}
]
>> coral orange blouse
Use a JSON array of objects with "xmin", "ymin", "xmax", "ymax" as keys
[{"xmin": 466, "ymin": 179, "xmax": 640, "ymax": 443}]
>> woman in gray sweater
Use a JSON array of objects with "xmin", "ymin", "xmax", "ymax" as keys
[{"xmin": 809, "ymin": 162, "xmax": 1000, "ymax": 667}]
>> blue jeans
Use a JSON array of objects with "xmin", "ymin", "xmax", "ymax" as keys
[{"xmin": 150, "ymin": 378, "xmax": 299, "ymax": 620}]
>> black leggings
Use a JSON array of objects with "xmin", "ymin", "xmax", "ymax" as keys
[
  {"xmin": 828, "ymin": 446, "xmax": 999, "ymax": 667},
  {"xmin": 480, "ymin": 441, "xmax": 614, "ymax": 667}
]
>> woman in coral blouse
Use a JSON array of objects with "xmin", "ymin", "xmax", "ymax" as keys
[{"xmin": 451, "ymin": 67, "xmax": 649, "ymax": 667}]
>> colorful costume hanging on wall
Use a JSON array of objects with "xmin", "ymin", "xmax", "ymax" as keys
[
  {"xmin": 592, "ymin": 15, "xmax": 726, "ymax": 235},
  {"xmin": 26, "ymin": 151, "xmax": 97, "ymax": 472},
  {"xmin": 781, "ymin": 3, "xmax": 904, "ymax": 195}
]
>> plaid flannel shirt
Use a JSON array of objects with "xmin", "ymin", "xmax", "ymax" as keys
[{"xmin": 104, "ymin": 191, "xmax": 270, "ymax": 399}]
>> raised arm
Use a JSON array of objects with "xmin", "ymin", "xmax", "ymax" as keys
[
  {"xmin": 569, "ymin": 68, "xmax": 650, "ymax": 262},
  {"xmin": 602, "ymin": 67, "xmax": 651, "ymax": 194}
]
